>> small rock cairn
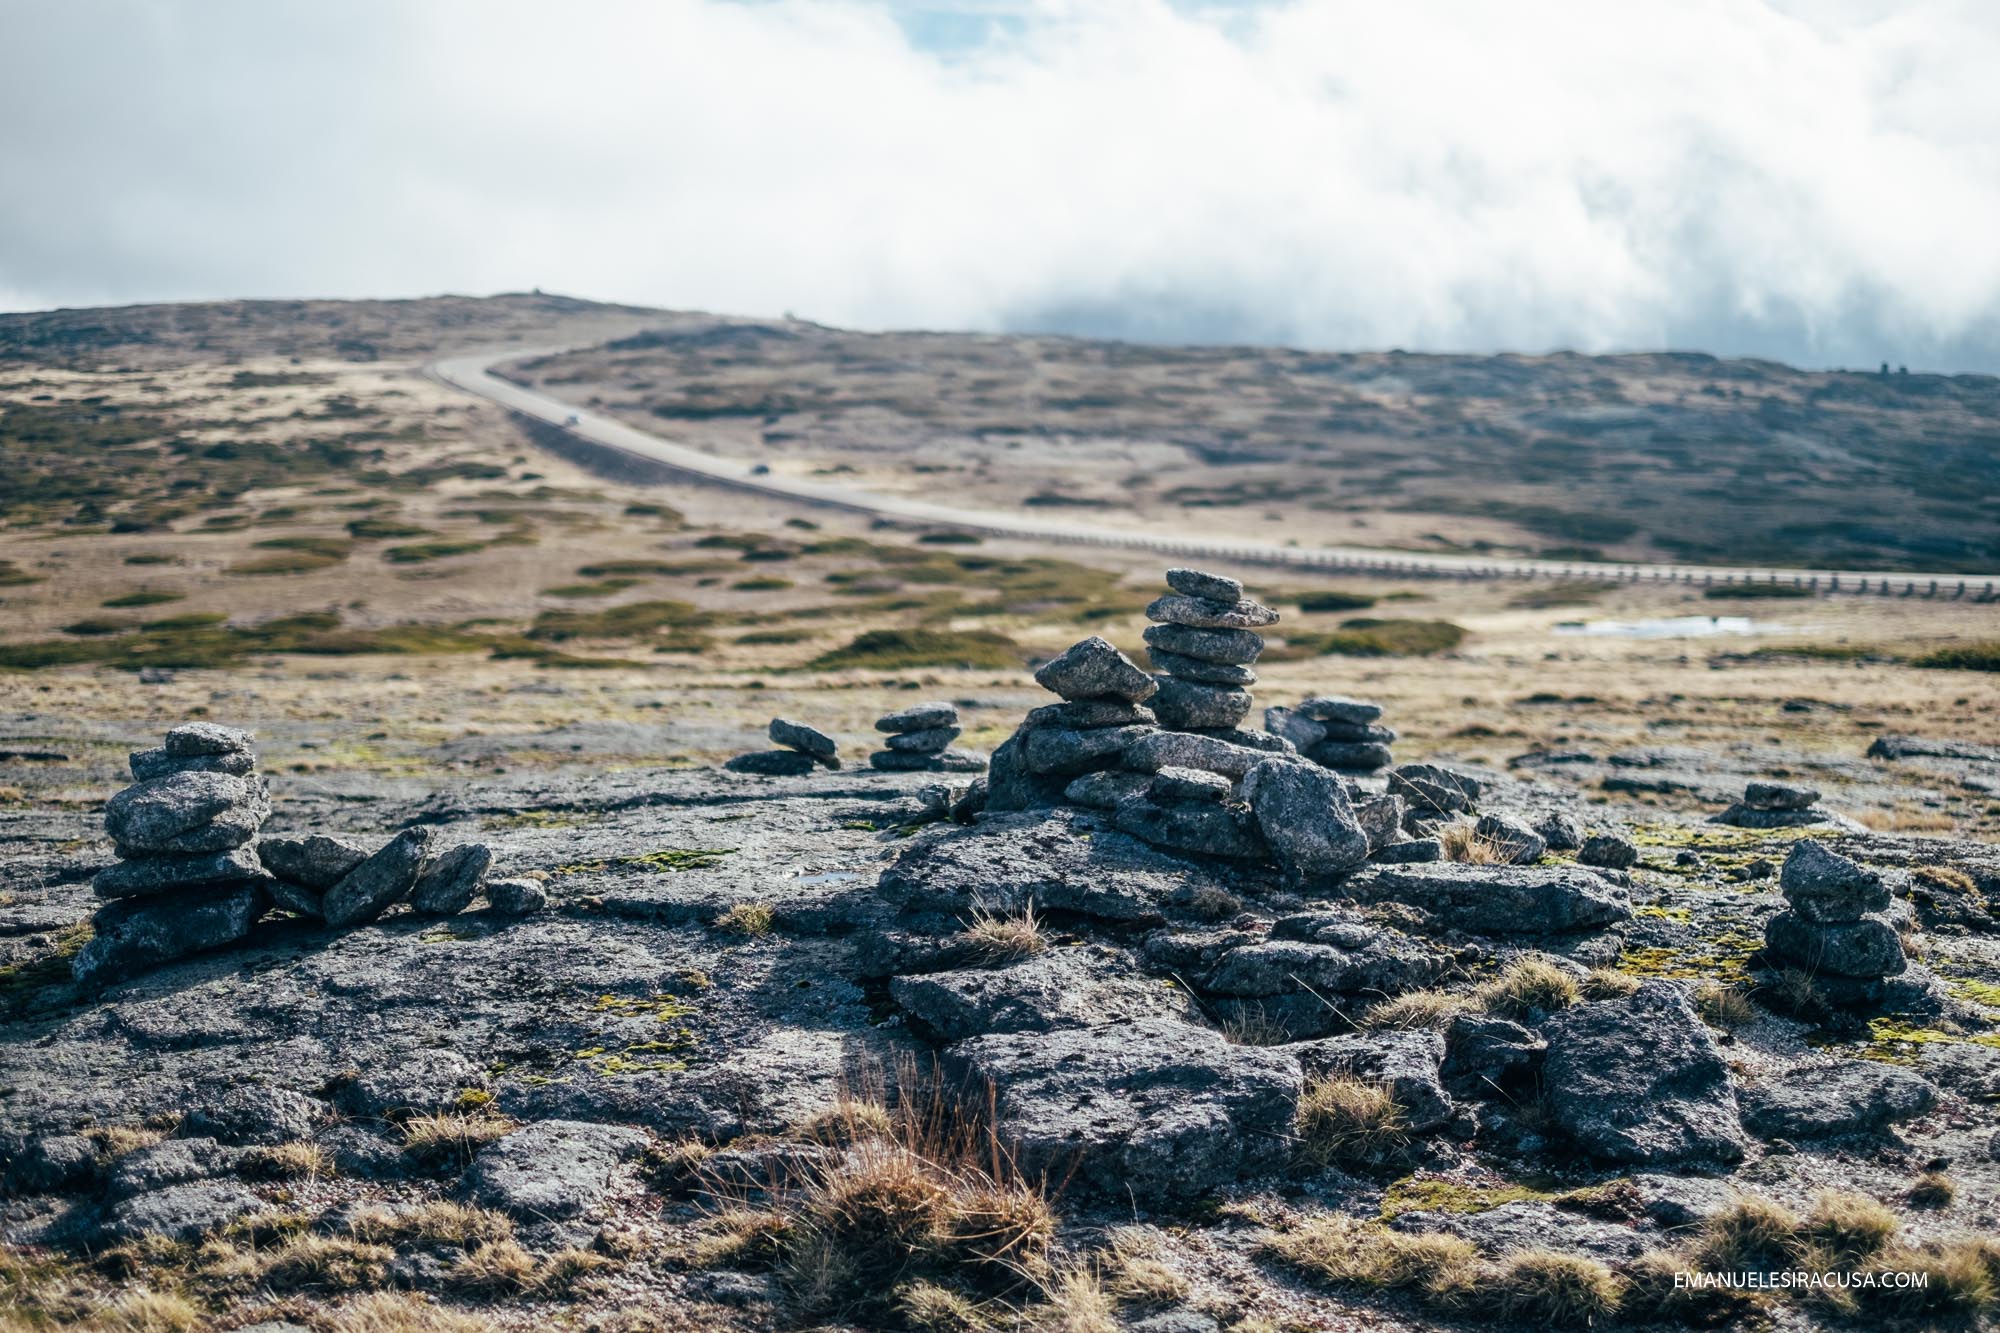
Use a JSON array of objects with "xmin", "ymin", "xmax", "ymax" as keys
[
  {"xmin": 1760, "ymin": 840, "xmax": 1906, "ymax": 1005},
  {"xmin": 1712, "ymin": 780, "xmax": 1853, "ymax": 830},
  {"xmin": 1266, "ymin": 695, "xmax": 1399, "ymax": 774},
  {"xmin": 75, "ymin": 722, "xmax": 539, "ymax": 988},
  {"xmin": 983, "ymin": 568, "xmax": 1430, "ymax": 875},
  {"xmin": 727, "ymin": 718, "xmax": 841, "ymax": 775},
  {"xmin": 870, "ymin": 702, "xmax": 984, "ymax": 773},
  {"xmin": 77, "ymin": 723, "xmax": 275, "ymax": 987}
]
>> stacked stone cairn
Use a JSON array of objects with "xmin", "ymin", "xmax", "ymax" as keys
[
  {"xmin": 74, "ymin": 722, "xmax": 538, "ymax": 988},
  {"xmin": 74, "ymin": 723, "xmax": 276, "ymax": 987},
  {"xmin": 869, "ymin": 702, "xmax": 985, "ymax": 773},
  {"xmin": 726, "ymin": 718, "xmax": 840, "ymax": 775},
  {"xmin": 982, "ymin": 568, "xmax": 1432, "ymax": 876},
  {"xmin": 1266, "ymin": 695, "xmax": 1398, "ymax": 774},
  {"xmin": 1760, "ymin": 840, "xmax": 1907, "ymax": 1006},
  {"xmin": 1712, "ymin": 780, "xmax": 1856, "ymax": 830}
]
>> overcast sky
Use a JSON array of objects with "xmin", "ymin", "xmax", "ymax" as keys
[{"xmin": 3, "ymin": 0, "xmax": 1998, "ymax": 370}]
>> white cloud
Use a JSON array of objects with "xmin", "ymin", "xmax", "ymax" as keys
[{"xmin": 2, "ymin": 0, "xmax": 1997, "ymax": 368}]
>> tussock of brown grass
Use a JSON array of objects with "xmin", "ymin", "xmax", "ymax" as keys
[
  {"xmin": 445, "ymin": 1238, "xmax": 538, "ymax": 1294},
  {"xmin": 898, "ymin": 1279, "xmax": 997, "ymax": 1330},
  {"xmin": 794, "ymin": 1097, "xmax": 896, "ymax": 1146},
  {"xmin": 698, "ymin": 1065, "xmax": 1058, "ymax": 1321},
  {"xmin": 1017, "ymin": 1263, "xmax": 1118, "ymax": 1333},
  {"xmin": 254, "ymin": 1234, "xmax": 395, "ymax": 1292},
  {"xmin": 1262, "ymin": 1213, "xmax": 1480, "ymax": 1307},
  {"xmin": 398, "ymin": 1112, "xmax": 517, "ymax": 1167},
  {"xmin": 1692, "ymin": 981, "xmax": 1758, "ymax": 1030},
  {"xmin": 345, "ymin": 1201, "xmax": 514, "ymax": 1249},
  {"xmin": 1693, "ymin": 1196, "xmax": 1802, "ymax": 1272},
  {"xmin": 1295, "ymin": 1076, "xmax": 1407, "ymax": 1167},
  {"xmin": 323, "ymin": 1292, "xmax": 498, "ymax": 1332},
  {"xmin": 244, "ymin": 1139, "xmax": 332, "ymax": 1180},
  {"xmin": 1801, "ymin": 1190, "xmax": 1898, "ymax": 1262},
  {"xmin": 1487, "ymin": 1249, "xmax": 1624, "ymax": 1326},
  {"xmin": 81, "ymin": 1124, "xmax": 169, "ymax": 1158},
  {"xmin": 78, "ymin": 1287, "xmax": 205, "ymax": 1332},
  {"xmin": 716, "ymin": 902, "xmax": 775, "ymax": 936},
  {"xmin": 1360, "ymin": 989, "xmax": 1467, "ymax": 1030},
  {"xmin": 1101, "ymin": 1227, "xmax": 1189, "ymax": 1307},
  {"xmin": 1580, "ymin": 968, "xmax": 1641, "ymax": 1000},
  {"xmin": 1908, "ymin": 1170, "xmax": 1957, "ymax": 1208},
  {"xmin": 958, "ymin": 902, "xmax": 1045, "ymax": 963},
  {"xmin": 1856, "ymin": 1239, "xmax": 2000, "ymax": 1320},
  {"xmin": 1759, "ymin": 967, "xmax": 1828, "ymax": 1018},
  {"xmin": 1217, "ymin": 1004, "xmax": 1298, "ymax": 1047},
  {"xmin": 1475, "ymin": 955, "xmax": 1580, "ymax": 1019},
  {"xmin": 1439, "ymin": 821, "xmax": 1507, "ymax": 865}
]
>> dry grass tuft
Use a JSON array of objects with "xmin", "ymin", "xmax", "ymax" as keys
[
  {"xmin": 1295, "ymin": 1076, "xmax": 1407, "ymax": 1167},
  {"xmin": 398, "ymin": 1112, "xmax": 517, "ymax": 1168},
  {"xmin": 898, "ymin": 1279, "xmax": 997, "ymax": 1330},
  {"xmin": 1101, "ymin": 1227, "xmax": 1189, "ymax": 1307},
  {"xmin": 715, "ymin": 901, "xmax": 776, "ymax": 936},
  {"xmin": 1692, "ymin": 981, "xmax": 1758, "ymax": 1030},
  {"xmin": 445, "ymin": 1238, "xmax": 539, "ymax": 1294},
  {"xmin": 1217, "ymin": 1004, "xmax": 1298, "ymax": 1047},
  {"xmin": 243, "ymin": 1139, "xmax": 332, "ymax": 1180},
  {"xmin": 346, "ymin": 1200, "xmax": 515, "ymax": 1249},
  {"xmin": 1263, "ymin": 1213, "xmax": 1481, "ymax": 1307},
  {"xmin": 1857, "ymin": 1239, "xmax": 1999, "ymax": 1320},
  {"xmin": 1439, "ymin": 821, "xmax": 1507, "ymax": 865},
  {"xmin": 1361, "ymin": 989, "xmax": 1467, "ymax": 1030},
  {"xmin": 1908, "ymin": 1170, "xmax": 1957, "ymax": 1208},
  {"xmin": 1018, "ymin": 1263, "xmax": 1119, "ymax": 1333},
  {"xmin": 1173, "ymin": 884, "xmax": 1244, "ymax": 921},
  {"xmin": 1580, "ymin": 968, "xmax": 1641, "ymax": 1000},
  {"xmin": 699, "ymin": 1061, "xmax": 1057, "ymax": 1321},
  {"xmin": 323, "ymin": 1291, "xmax": 498, "ymax": 1332},
  {"xmin": 255, "ymin": 1234, "xmax": 395, "ymax": 1292},
  {"xmin": 1693, "ymin": 1196, "xmax": 1802, "ymax": 1273},
  {"xmin": 1485, "ymin": 1249, "xmax": 1624, "ymax": 1326},
  {"xmin": 958, "ymin": 902, "xmax": 1045, "ymax": 963},
  {"xmin": 1912, "ymin": 864, "xmax": 1977, "ymax": 894},
  {"xmin": 76, "ymin": 1287, "xmax": 206, "ymax": 1332},
  {"xmin": 1757, "ymin": 966, "xmax": 1830, "ymax": 1019},
  {"xmin": 794, "ymin": 1097, "xmax": 897, "ymax": 1147},
  {"xmin": 1801, "ymin": 1190, "xmax": 1898, "ymax": 1262},
  {"xmin": 1476, "ymin": 956, "xmax": 1580, "ymax": 1019}
]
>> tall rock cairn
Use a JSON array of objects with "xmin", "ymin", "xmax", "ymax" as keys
[
  {"xmin": 1141, "ymin": 568, "xmax": 1277, "ymax": 735},
  {"xmin": 1761, "ymin": 840, "xmax": 1906, "ymax": 1006},
  {"xmin": 75, "ymin": 723, "xmax": 274, "ymax": 987},
  {"xmin": 870, "ymin": 702, "xmax": 984, "ymax": 773}
]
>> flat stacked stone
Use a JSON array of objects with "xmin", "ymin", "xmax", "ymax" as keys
[
  {"xmin": 75, "ymin": 724, "xmax": 275, "ymax": 987},
  {"xmin": 986, "ymin": 635, "xmax": 1159, "ymax": 811},
  {"xmin": 1268, "ymin": 694, "xmax": 1398, "ymax": 773},
  {"xmin": 1761, "ymin": 840, "xmax": 1905, "ymax": 1005},
  {"xmin": 1712, "ymin": 780, "xmax": 1855, "ymax": 830},
  {"xmin": 1142, "ymin": 570, "xmax": 1276, "ymax": 732},
  {"xmin": 869, "ymin": 701, "xmax": 984, "ymax": 773},
  {"xmin": 727, "ymin": 717, "xmax": 840, "ymax": 776}
]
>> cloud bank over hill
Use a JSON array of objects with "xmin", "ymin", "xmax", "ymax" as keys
[{"xmin": 4, "ymin": 0, "xmax": 1998, "ymax": 369}]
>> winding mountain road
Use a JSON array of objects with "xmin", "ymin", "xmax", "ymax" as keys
[{"xmin": 431, "ymin": 347, "xmax": 1995, "ymax": 600}]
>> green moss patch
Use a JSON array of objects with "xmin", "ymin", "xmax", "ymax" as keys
[{"xmin": 807, "ymin": 627, "xmax": 1021, "ymax": 672}]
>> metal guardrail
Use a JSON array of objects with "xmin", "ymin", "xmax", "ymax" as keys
[{"xmin": 431, "ymin": 349, "xmax": 1999, "ymax": 602}]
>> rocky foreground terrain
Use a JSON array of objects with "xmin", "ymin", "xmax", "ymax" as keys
[{"xmin": 3, "ymin": 569, "xmax": 1998, "ymax": 1333}]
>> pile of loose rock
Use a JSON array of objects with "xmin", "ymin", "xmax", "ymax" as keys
[
  {"xmin": 1760, "ymin": 840, "xmax": 1909, "ymax": 1005},
  {"xmin": 870, "ymin": 702, "xmax": 983, "ymax": 773},
  {"xmin": 1267, "ymin": 694, "xmax": 1399, "ymax": 773},
  {"xmin": 75, "ymin": 724, "xmax": 275, "ymax": 987},
  {"xmin": 726, "ymin": 718, "xmax": 841, "ymax": 775},
  {"xmin": 1713, "ymin": 780, "xmax": 1858, "ymax": 829},
  {"xmin": 74, "ymin": 723, "xmax": 541, "ymax": 989},
  {"xmin": 980, "ymin": 568, "xmax": 1445, "ymax": 875}
]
